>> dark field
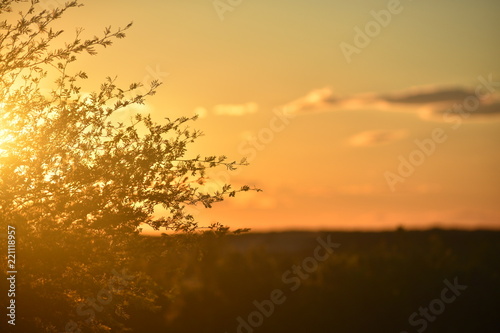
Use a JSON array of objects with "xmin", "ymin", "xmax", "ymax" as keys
[
  {"xmin": 124, "ymin": 229, "xmax": 500, "ymax": 333},
  {"xmin": 9, "ymin": 229, "xmax": 500, "ymax": 332}
]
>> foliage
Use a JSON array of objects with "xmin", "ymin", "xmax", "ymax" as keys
[
  {"xmin": 135, "ymin": 230, "xmax": 500, "ymax": 333},
  {"xmin": 0, "ymin": 1, "xmax": 256, "ymax": 331}
]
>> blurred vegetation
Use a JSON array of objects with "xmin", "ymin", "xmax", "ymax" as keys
[
  {"xmin": 121, "ymin": 229, "xmax": 498, "ymax": 333},
  {"xmin": 5, "ymin": 229, "xmax": 499, "ymax": 332}
]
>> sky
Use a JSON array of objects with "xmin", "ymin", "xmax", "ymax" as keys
[{"xmin": 37, "ymin": 0, "xmax": 500, "ymax": 231}]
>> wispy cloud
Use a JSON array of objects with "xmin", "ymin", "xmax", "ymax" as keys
[
  {"xmin": 280, "ymin": 83, "xmax": 500, "ymax": 121},
  {"xmin": 348, "ymin": 129, "xmax": 408, "ymax": 147},
  {"xmin": 424, "ymin": 100, "xmax": 500, "ymax": 120},
  {"xmin": 282, "ymin": 87, "xmax": 338, "ymax": 115},
  {"xmin": 194, "ymin": 102, "xmax": 259, "ymax": 117},
  {"xmin": 380, "ymin": 87, "xmax": 474, "ymax": 104},
  {"xmin": 194, "ymin": 106, "xmax": 208, "ymax": 118},
  {"xmin": 213, "ymin": 102, "xmax": 258, "ymax": 116}
]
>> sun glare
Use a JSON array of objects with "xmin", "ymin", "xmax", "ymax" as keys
[{"xmin": 0, "ymin": 102, "xmax": 12, "ymax": 156}]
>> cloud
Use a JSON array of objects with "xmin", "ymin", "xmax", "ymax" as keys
[
  {"xmin": 348, "ymin": 129, "xmax": 408, "ymax": 147},
  {"xmin": 282, "ymin": 87, "xmax": 338, "ymax": 114},
  {"xmin": 380, "ymin": 87, "xmax": 474, "ymax": 104},
  {"xmin": 425, "ymin": 100, "xmax": 500, "ymax": 120},
  {"xmin": 193, "ymin": 103, "xmax": 259, "ymax": 117},
  {"xmin": 379, "ymin": 86, "xmax": 500, "ymax": 120},
  {"xmin": 281, "ymin": 83, "xmax": 500, "ymax": 121},
  {"xmin": 194, "ymin": 106, "xmax": 208, "ymax": 118},
  {"xmin": 213, "ymin": 102, "xmax": 258, "ymax": 116},
  {"xmin": 110, "ymin": 101, "xmax": 150, "ymax": 127}
]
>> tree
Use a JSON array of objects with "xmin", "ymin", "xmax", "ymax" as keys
[{"xmin": 0, "ymin": 1, "xmax": 256, "ymax": 331}]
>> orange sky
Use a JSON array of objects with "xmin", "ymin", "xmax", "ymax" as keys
[{"xmin": 32, "ymin": 0, "xmax": 500, "ymax": 231}]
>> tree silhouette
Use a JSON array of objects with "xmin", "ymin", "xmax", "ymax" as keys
[{"xmin": 0, "ymin": 1, "xmax": 255, "ymax": 331}]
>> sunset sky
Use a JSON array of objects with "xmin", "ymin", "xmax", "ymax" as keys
[{"xmin": 43, "ymin": 0, "xmax": 500, "ymax": 231}]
